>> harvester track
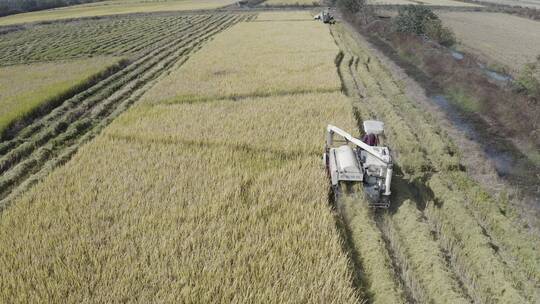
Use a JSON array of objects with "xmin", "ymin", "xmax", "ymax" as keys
[
  {"xmin": 330, "ymin": 24, "xmax": 540, "ymax": 304},
  {"xmin": 0, "ymin": 13, "xmax": 252, "ymax": 210}
]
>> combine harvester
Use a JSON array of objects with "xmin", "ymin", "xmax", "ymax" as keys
[
  {"xmin": 314, "ymin": 10, "xmax": 335, "ymax": 24},
  {"xmin": 323, "ymin": 121, "xmax": 393, "ymax": 208}
]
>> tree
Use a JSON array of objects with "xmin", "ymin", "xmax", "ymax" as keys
[{"xmin": 394, "ymin": 5, "xmax": 455, "ymax": 46}]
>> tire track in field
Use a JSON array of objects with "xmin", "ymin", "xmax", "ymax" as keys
[
  {"xmin": 343, "ymin": 32, "xmax": 540, "ymax": 303},
  {"xmin": 332, "ymin": 26, "xmax": 474, "ymax": 304},
  {"xmin": 331, "ymin": 24, "xmax": 540, "ymax": 303},
  {"xmin": 0, "ymin": 13, "xmax": 254, "ymax": 210},
  {"xmin": 333, "ymin": 37, "xmax": 410, "ymax": 304}
]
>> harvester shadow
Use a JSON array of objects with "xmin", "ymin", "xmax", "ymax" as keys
[{"xmin": 384, "ymin": 165, "xmax": 436, "ymax": 215}]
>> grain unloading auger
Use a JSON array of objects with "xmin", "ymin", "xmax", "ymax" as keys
[{"xmin": 323, "ymin": 121, "xmax": 393, "ymax": 208}]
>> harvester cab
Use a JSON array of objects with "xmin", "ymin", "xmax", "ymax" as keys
[{"xmin": 323, "ymin": 121, "xmax": 393, "ymax": 208}]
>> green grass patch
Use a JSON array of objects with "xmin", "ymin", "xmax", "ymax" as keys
[
  {"xmin": 0, "ymin": 57, "xmax": 122, "ymax": 136},
  {"xmin": 445, "ymin": 86, "xmax": 481, "ymax": 113}
]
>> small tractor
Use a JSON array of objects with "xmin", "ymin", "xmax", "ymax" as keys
[{"xmin": 323, "ymin": 121, "xmax": 393, "ymax": 208}]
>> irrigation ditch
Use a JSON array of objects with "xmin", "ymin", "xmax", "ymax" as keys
[{"xmin": 0, "ymin": 13, "xmax": 254, "ymax": 211}]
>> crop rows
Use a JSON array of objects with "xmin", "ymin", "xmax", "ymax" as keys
[
  {"xmin": 331, "ymin": 24, "xmax": 540, "ymax": 303},
  {"xmin": 0, "ymin": 14, "xmax": 214, "ymax": 65},
  {"xmin": 0, "ymin": 13, "xmax": 252, "ymax": 210},
  {"xmin": 0, "ymin": 13, "xmax": 364, "ymax": 301}
]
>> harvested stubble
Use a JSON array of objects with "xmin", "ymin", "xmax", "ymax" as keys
[
  {"xmin": 0, "ymin": 14, "xmax": 212, "ymax": 65},
  {"xmin": 0, "ymin": 93, "xmax": 361, "ymax": 303},
  {"xmin": 354, "ymin": 97, "xmax": 471, "ymax": 304},
  {"xmin": 0, "ymin": 12, "xmax": 363, "ymax": 302},
  {"xmin": 341, "ymin": 28, "xmax": 540, "ymax": 300},
  {"xmin": 438, "ymin": 12, "xmax": 540, "ymax": 72},
  {"xmin": 141, "ymin": 17, "xmax": 341, "ymax": 103},
  {"xmin": 338, "ymin": 194, "xmax": 406, "ymax": 304},
  {"xmin": 0, "ymin": 57, "xmax": 121, "ymax": 135},
  {"xmin": 332, "ymin": 24, "xmax": 540, "ymax": 303},
  {"xmin": 0, "ymin": 0, "xmax": 236, "ymax": 26}
]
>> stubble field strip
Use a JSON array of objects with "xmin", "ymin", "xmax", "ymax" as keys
[
  {"xmin": 472, "ymin": 0, "xmax": 540, "ymax": 8},
  {"xmin": 0, "ymin": 14, "xmax": 210, "ymax": 66},
  {"xmin": 438, "ymin": 12, "xmax": 540, "ymax": 72},
  {"xmin": 0, "ymin": 13, "xmax": 250, "ymax": 210},
  {"xmin": 0, "ymin": 11, "xmax": 364, "ymax": 301},
  {"xmin": 0, "ymin": 0, "xmax": 237, "ymax": 26},
  {"xmin": 340, "ymin": 34, "xmax": 540, "ymax": 300},
  {"xmin": 0, "ymin": 94, "xmax": 361, "ymax": 303},
  {"xmin": 336, "ymin": 41, "xmax": 471, "ymax": 303},
  {"xmin": 332, "ymin": 24, "xmax": 540, "ymax": 303},
  {"xmin": 337, "ymin": 193, "xmax": 408, "ymax": 304}
]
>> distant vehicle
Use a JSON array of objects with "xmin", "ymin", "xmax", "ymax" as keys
[{"xmin": 314, "ymin": 10, "xmax": 335, "ymax": 24}]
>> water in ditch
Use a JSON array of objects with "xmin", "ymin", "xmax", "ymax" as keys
[{"xmin": 431, "ymin": 95, "xmax": 539, "ymax": 203}]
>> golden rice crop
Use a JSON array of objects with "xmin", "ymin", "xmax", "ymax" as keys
[
  {"xmin": 0, "ymin": 57, "xmax": 121, "ymax": 135},
  {"xmin": 0, "ymin": 13, "xmax": 363, "ymax": 302},
  {"xmin": 438, "ymin": 12, "xmax": 540, "ymax": 72},
  {"xmin": 0, "ymin": 93, "xmax": 361, "ymax": 302},
  {"xmin": 141, "ymin": 16, "xmax": 341, "ymax": 104}
]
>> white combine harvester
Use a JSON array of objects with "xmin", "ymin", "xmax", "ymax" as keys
[
  {"xmin": 314, "ymin": 10, "xmax": 335, "ymax": 24},
  {"xmin": 323, "ymin": 121, "xmax": 393, "ymax": 208}
]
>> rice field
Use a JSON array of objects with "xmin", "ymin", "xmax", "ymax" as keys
[
  {"xmin": 0, "ymin": 7, "xmax": 539, "ymax": 304},
  {"xmin": 0, "ymin": 0, "xmax": 236, "ymax": 26},
  {"xmin": 141, "ymin": 16, "xmax": 341, "ymax": 103},
  {"xmin": 0, "ymin": 12, "xmax": 249, "ymax": 209},
  {"xmin": 0, "ymin": 57, "xmax": 121, "ymax": 136},
  {"xmin": 438, "ymin": 12, "xmax": 540, "ymax": 72},
  {"xmin": 0, "ymin": 12, "xmax": 364, "ymax": 301},
  {"xmin": 331, "ymin": 23, "xmax": 540, "ymax": 303}
]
